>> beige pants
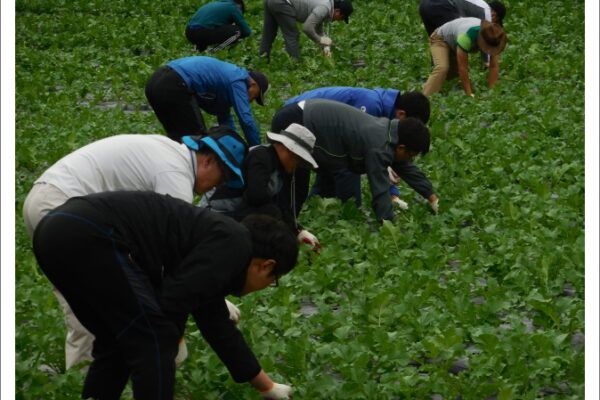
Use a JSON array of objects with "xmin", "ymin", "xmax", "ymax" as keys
[
  {"xmin": 422, "ymin": 30, "xmax": 459, "ymax": 95},
  {"xmin": 23, "ymin": 183, "xmax": 95, "ymax": 369}
]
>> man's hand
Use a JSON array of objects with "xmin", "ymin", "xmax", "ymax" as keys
[
  {"xmin": 323, "ymin": 46, "xmax": 332, "ymax": 57},
  {"xmin": 225, "ymin": 299, "xmax": 241, "ymax": 324},
  {"xmin": 297, "ymin": 229, "xmax": 321, "ymax": 248},
  {"xmin": 259, "ymin": 383, "xmax": 294, "ymax": 399},
  {"xmin": 428, "ymin": 194, "xmax": 439, "ymax": 214},
  {"xmin": 319, "ymin": 36, "xmax": 333, "ymax": 46},
  {"xmin": 391, "ymin": 195, "xmax": 409, "ymax": 210}
]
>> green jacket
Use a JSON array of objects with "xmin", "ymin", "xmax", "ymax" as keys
[
  {"xmin": 302, "ymin": 99, "xmax": 400, "ymax": 221},
  {"xmin": 188, "ymin": 0, "xmax": 252, "ymax": 38}
]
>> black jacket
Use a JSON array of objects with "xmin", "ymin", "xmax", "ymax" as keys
[
  {"xmin": 205, "ymin": 144, "xmax": 301, "ymax": 230},
  {"xmin": 66, "ymin": 191, "xmax": 261, "ymax": 382}
]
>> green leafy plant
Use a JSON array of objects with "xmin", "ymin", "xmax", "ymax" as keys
[{"xmin": 15, "ymin": 0, "xmax": 584, "ymax": 398}]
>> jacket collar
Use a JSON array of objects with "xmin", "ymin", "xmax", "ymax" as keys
[{"xmin": 388, "ymin": 119, "xmax": 400, "ymax": 147}]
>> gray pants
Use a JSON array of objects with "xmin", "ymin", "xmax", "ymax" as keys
[{"xmin": 259, "ymin": 0, "xmax": 300, "ymax": 58}]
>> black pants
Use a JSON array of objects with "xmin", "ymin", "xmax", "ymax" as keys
[
  {"xmin": 185, "ymin": 25, "xmax": 241, "ymax": 52},
  {"xmin": 419, "ymin": 0, "xmax": 459, "ymax": 36},
  {"xmin": 310, "ymin": 168, "xmax": 362, "ymax": 206},
  {"xmin": 33, "ymin": 200, "xmax": 180, "ymax": 400},
  {"xmin": 145, "ymin": 66, "xmax": 207, "ymax": 142}
]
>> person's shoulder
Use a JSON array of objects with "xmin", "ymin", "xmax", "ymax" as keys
[
  {"xmin": 247, "ymin": 144, "xmax": 276, "ymax": 165},
  {"xmin": 216, "ymin": 212, "xmax": 251, "ymax": 242}
]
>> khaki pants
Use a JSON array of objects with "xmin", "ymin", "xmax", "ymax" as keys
[
  {"xmin": 23, "ymin": 183, "xmax": 95, "ymax": 369},
  {"xmin": 422, "ymin": 29, "xmax": 458, "ymax": 95}
]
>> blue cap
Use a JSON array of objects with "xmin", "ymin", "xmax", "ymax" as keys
[{"xmin": 182, "ymin": 128, "xmax": 248, "ymax": 188}]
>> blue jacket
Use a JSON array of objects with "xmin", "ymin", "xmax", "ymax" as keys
[
  {"xmin": 286, "ymin": 87, "xmax": 400, "ymax": 120},
  {"xmin": 188, "ymin": 0, "xmax": 251, "ymax": 38},
  {"xmin": 168, "ymin": 56, "xmax": 261, "ymax": 146}
]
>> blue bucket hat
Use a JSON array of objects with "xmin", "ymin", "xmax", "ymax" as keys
[{"xmin": 182, "ymin": 128, "xmax": 248, "ymax": 188}]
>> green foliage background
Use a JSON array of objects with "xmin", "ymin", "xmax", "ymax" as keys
[{"xmin": 15, "ymin": 0, "xmax": 584, "ymax": 398}]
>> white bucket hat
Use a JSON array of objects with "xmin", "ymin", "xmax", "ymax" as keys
[{"xmin": 266, "ymin": 123, "xmax": 318, "ymax": 169}]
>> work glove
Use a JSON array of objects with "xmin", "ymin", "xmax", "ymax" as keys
[
  {"xmin": 225, "ymin": 299, "xmax": 241, "ymax": 324},
  {"xmin": 430, "ymin": 197, "xmax": 439, "ymax": 214},
  {"xmin": 323, "ymin": 46, "xmax": 332, "ymax": 57},
  {"xmin": 259, "ymin": 383, "xmax": 294, "ymax": 399},
  {"xmin": 391, "ymin": 195, "xmax": 409, "ymax": 210},
  {"xmin": 387, "ymin": 166, "xmax": 400, "ymax": 185},
  {"xmin": 297, "ymin": 229, "xmax": 321, "ymax": 248},
  {"xmin": 319, "ymin": 36, "xmax": 333, "ymax": 46},
  {"xmin": 175, "ymin": 337, "xmax": 188, "ymax": 366}
]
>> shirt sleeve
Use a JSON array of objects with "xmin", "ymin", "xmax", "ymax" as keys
[
  {"xmin": 365, "ymin": 150, "xmax": 395, "ymax": 221},
  {"xmin": 391, "ymin": 160, "xmax": 435, "ymax": 199},
  {"xmin": 159, "ymin": 228, "xmax": 259, "ymax": 381},
  {"xmin": 231, "ymin": 7, "xmax": 252, "ymax": 37},
  {"xmin": 229, "ymin": 80, "xmax": 261, "ymax": 146},
  {"xmin": 456, "ymin": 33, "xmax": 474, "ymax": 52},
  {"xmin": 192, "ymin": 298, "xmax": 261, "ymax": 382},
  {"xmin": 301, "ymin": 6, "xmax": 329, "ymax": 43},
  {"xmin": 159, "ymin": 228, "xmax": 248, "ymax": 323}
]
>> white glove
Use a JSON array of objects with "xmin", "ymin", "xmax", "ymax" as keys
[
  {"xmin": 174, "ymin": 337, "xmax": 188, "ymax": 366},
  {"xmin": 319, "ymin": 36, "xmax": 333, "ymax": 46},
  {"xmin": 259, "ymin": 383, "xmax": 294, "ymax": 399},
  {"xmin": 225, "ymin": 299, "xmax": 241, "ymax": 324},
  {"xmin": 297, "ymin": 229, "xmax": 321, "ymax": 248},
  {"xmin": 323, "ymin": 46, "xmax": 332, "ymax": 57},
  {"xmin": 430, "ymin": 198, "xmax": 439, "ymax": 214},
  {"xmin": 391, "ymin": 195, "xmax": 409, "ymax": 210},
  {"xmin": 387, "ymin": 166, "xmax": 400, "ymax": 185}
]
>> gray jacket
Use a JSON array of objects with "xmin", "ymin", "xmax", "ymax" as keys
[
  {"xmin": 302, "ymin": 99, "xmax": 401, "ymax": 221},
  {"xmin": 290, "ymin": 0, "xmax": 333, "ymax": 43}
]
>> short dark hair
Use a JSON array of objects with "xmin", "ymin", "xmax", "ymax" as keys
[
  {"xmin": 241, "ymin": 215, "xmax": 298, "ymax": 276},
  {"xmin": 233, "ymin": 0, "xmax": 246, "ymax": 13},
  {"xmin": 394, "ymin": 91, "xmax": 431, "ymax": 124},
  {"xmin": 488, "ymin": 1, "xmax": 506, "ymax": 25},
  {"xmin": 396, "ymin": 117, "xmax": 430, "ymax": 155}
]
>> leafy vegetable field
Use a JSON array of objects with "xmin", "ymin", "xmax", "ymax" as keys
[{"xmin": 15, "ymin": 0, "xmax": 585, "ymax": 398}]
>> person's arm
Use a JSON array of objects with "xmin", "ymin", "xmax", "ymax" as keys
[
  {"xmin": 160, "ymin": 229, "xmax": 260, "ymax": 381},
  {"xmin": 456, "ymin": 47, "xmax": 473, "ymax": 96},
  {"xmin": 488, "ymin": 54, "xmax": 500, "ymax": 88},
  {"xmin": 230, "ymin": 80, "xmax": 261, "ymax": 146},
  {"xmin": 192, "ymin": 299, "xmax": 262, "ymax": 383},
  {"xmin": 302, "ymin": 7, "xmax": 329, "ymax": 44},
  {"xmin": 231, "ymin": 6, "xmax": 252, "ymax": 37},
  {"xmin": 391, "ymin": 160, "xmax": 435, "ymax": 200},
  {"xmin": 217, "ymin": 112, "xmax": 238, "ymax": 132}
]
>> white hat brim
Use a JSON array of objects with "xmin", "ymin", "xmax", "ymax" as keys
[{"xmin": 266, "ymin": 132, "xmax": 318, "ymax": 169}]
